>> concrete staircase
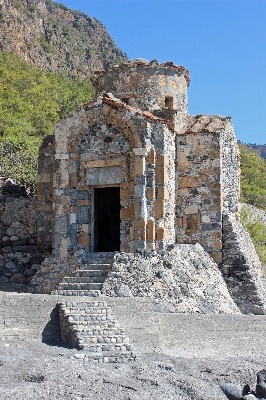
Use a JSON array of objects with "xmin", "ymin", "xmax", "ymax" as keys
[
  {"xmin": 58, "ymin": 300, "xmax": 136, "ymax": 363},
  {"xmin": 53, "ymin": 253, "xmax": 114, "ymax": 297}
]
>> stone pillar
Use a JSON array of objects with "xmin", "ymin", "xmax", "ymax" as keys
[
  {"xmin": 53, "ymin": 154, "xmax": 70, "ymax": 258},
  {"xmin": 133, "ymin": 148, "xmax": 148, "ymax": 251},
  {"xmin": 36, "ymin": 135, "xmax": 54, "ymax": 250}
]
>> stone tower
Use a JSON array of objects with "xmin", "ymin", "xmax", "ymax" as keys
[{"xmin": 91, "ymin": 59, "xmax": 189, "ymax": 130}]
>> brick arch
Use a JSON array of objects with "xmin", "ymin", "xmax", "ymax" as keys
[{"xmin": 68, "ymin": 103, "xmax": 144, "ymax": 157}]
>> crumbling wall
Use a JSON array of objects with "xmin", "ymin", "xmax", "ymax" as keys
[
  {"xmin": 91, "ymin": 60, "xmax": 190, "ymax": 129},
  {"xmin": 0, "ymin": 185, "xmax": 47, "ymax": 285},
  {"xmin": 219, "ymin": 122, "xmax": 266, "ymax": 314},
  {"xmin": 222, "ymin": 213, "xmax": 265, "ymax": 314},
  {"xmin": 220, "ymin": 119, "xmax": 240, "ymax": 215},
  {"xmin": 29, "ymin": 251, "xmax": 82, "ymax": 293},
  {"xmin": 102, "ymin": 244, "xmax": 240, "ymax": 314}
]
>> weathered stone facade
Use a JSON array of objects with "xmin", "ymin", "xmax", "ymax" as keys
[
  {"xmin": 37, "ymin": 60, "xmax": 237, "ymax": 257},
  {"xmin": 33, "ymin": 59, "xmax": 265, "ymax": 314}
]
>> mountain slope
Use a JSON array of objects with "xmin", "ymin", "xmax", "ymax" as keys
[{"xmin": 0, "ymin": 0, "xmax": 129, "ymax": 78}]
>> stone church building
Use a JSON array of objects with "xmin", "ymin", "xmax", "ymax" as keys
[
  {"xmin": 35, "ymin": 59, "xmax": 265, "ymax": 314},
  {"xmin": 37, "ymin": 59, "xmax": 239, "ymax": 260}
]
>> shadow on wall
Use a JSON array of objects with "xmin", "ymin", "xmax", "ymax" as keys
[{"xmin": 42, "ymin": 305, "xmax": 68, "ymax": 347}]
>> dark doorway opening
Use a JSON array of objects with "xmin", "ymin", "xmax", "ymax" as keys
[{"xmin": 94, "ymin": 187, "xmax": 120, "ymax": 252}]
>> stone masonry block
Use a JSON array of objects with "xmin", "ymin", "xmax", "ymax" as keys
[
  {"xmin": 147, "ymin": 187, "xmax": 155, "ymax": 200},
  {"xmin": 155, "ymin": 167, "xmax": 168, "ymax": 184},
  {"xmin": 78, "ymin": 234, "xmax": 89, "ymax": 247},
  {"xmin": 214, "ymin": 239, "xmax": 222, "ymax": 250},
  {"xmin": 77, "ymin": 206, "xmax": 89, "ymax": 224},
  {"xmin": 70, "ymin": 174, "xmax": 78, "ymax": 187},
  {"xmin": 152, "ymin": 200, "xmax": 165, "ymax": 219},
  {"xmin": 179, "ymin": 176, "xmax": 198, "ymax": 189},
  {"xmin": 157, "ymin": 155, "xmax": 169, "ymax": 166},
  {"xmin": 134, "ymin": 220, "xmax": 146, "ymax": 229},
  {"xmin": 120, "ymin": 189, "xmax": 131, "ymax": 200},
  {"xmin": 120, "ymin": 208, "xmax": 131, "ymax": 220},
  {"xmin": 212, "ymin": 251, "xmax": 222, "ymax": 264},
  {"xmin": 148, "ymin": 149, "xmax": 156, "ymax": 164},
  {"xmin": 157, "ymin": 188, "xmax": 169, "ymax": 200},
  {"xmin": 156, "ymin": 227, "xmax": 168, "ymax": 240},
  {"xmin": 78, "ymin": 200, "xmax": 90, "ymax": 206},
  {"xmin": 38, "ymin": 174, "xmax": 51, "ymax": 183},
  {"xmin": 55, "ymin": 215, "xmax": 67, "ymax": 233},
  {"xmin": 134, "ymin": 157, "xmax": 145, "ymax": 176},
  {"xmin": 147, "ymin": 219, "xmax": 155, "ymax": 241}
]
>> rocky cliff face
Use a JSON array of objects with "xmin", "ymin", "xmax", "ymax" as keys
[
  {"xmin": 239, "ymin": 142, "xmax": 266, "ymax": 160},
  {"xmin": 0, "ymin": 0, "xmax": 129, "ymax": 77}
]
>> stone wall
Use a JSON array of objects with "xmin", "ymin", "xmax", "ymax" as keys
[
  {"xmin": 102, "ymin": 244, "xmax": 240, "ymax": 314},
  {"xmin": 222, "ymin": 213, "xmax": 266, "ymax": 315},
  {"xmin": 220, "ymin": 120, "xmax": 240, "ymax": 215},
  {"xmin": 175, "ymin": 116, "xmax": 225, "ymax": 264},
  {"xmin": 0, "ymin": 186, "xmax": 47, "ymax": 285},
  {"xmin": 29, "ymin": 252, "xmax": 82, "ymax": 294},
  {"xmin": 51, "ymin": 92, "xmax": 179, "ymax": 257},
  {"xmin": 91, "ymin": 60, "xmax": 190, "ymax": 129}
]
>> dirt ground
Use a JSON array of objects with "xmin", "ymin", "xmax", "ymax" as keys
[{"xmin": 0, "ymin": 336, "xmax": 266, "ymax": 400}]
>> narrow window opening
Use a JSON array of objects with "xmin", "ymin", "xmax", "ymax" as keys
[{"xmin": 165, "ymin": 96, "xmax": 173, "ymax": 109}]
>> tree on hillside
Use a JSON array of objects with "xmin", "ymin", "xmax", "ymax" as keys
[
  {"xmin": 239, "ymin": 144, "xmax": 266, "ymax": 211},
  {"xmin": 0, "ymin": 51, "xmax": 94, "ymax": 188}
]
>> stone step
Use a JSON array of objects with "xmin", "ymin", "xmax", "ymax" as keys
[
  {"xmin": 59, "ymin": 300, "xmax": 136, "ymax": 363},
  {"xmin": 78, "ymin": 263, "xmax": 111, "ymax": 270},
  {"xmin": 86, "ymin": 252, "xmax": 115, "ymax": 258},
  {"xmin": 58, "ymin": 282, "xmax": 103, "ymax": 291},
  {"xmin": 78, "ymin": 335, "xmax": 130, "ymax": 344},
  {"xmin": 67, "ymin": 319, "xmax": 119, "ymax": 327},
  {"xmin": 73, "ymin": 270, "xmax": 109, "ymax": 278},
  {"xmin": 79, "ymin": 342, "xmax": 135, "ymax": 353},
  {"xmin": 54, "ymin": 289, "xmax": 101, "ymax": 296},
  {"xmin": 61, "ymin": 301, "xmax": 107, "ymax": 307},
  {"xmin": 62, "ymin": 276, "xmax": 106, "ymax": 284},
  {"xmin": 67, "ymin": 306, "xmax": 111, "ymax": 310},
  {"xmin": 75, "ymin": 328, "xmax": 125, "ymax": 336},
  {"xmin": 65, "ymin": 309, "xmax": 113, "ymax": 322}
]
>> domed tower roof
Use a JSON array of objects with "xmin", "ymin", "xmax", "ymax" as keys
[{"xmin": 90, "ymin": 59, "xmax": 190, "ymax": 125}]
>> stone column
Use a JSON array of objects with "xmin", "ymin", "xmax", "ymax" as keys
[{"xmin": 133, "ymin": 148, "xmax": 148, "ymax": 251}]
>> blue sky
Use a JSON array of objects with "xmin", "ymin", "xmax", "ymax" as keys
[{"xmin": 61, "ymin": 0, "xmax": 266, "ymax": 144}]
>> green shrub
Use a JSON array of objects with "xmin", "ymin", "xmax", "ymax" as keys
[
  {"xmin": 241, "ymin": 207, "xmax": 266, "ymax": 269},
  {"xmin": 0, "ymin": 51, "xmax": 94, "ymax": 187},
  {"xmin": 239, "ymin": 144, "xmax": 266, "ymax": 211}
]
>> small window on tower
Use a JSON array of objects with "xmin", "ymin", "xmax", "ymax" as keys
[
  {"xmin": 122, "ymin": 98, "xmax": 129, "ymax": 105},
  {"xmin": 165, "ymin": 96, "xmax": 173, "ymax": 109}
]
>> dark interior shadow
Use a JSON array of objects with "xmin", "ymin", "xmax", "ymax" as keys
[{"xmin": 42, "ymin": 304, "xmax": 71, "ymax": 348}]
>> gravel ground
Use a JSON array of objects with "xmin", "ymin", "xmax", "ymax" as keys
[{"xmin": 0, "ymin": 337, "xmax": 266, "ymax": 400}]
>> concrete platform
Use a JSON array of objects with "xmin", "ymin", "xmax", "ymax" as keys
[{"xmin": 0, "ymin": 291, "xmax": 266, "ymax": 360}]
